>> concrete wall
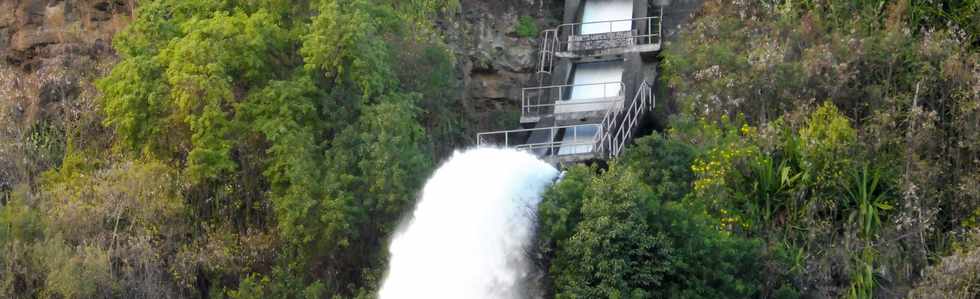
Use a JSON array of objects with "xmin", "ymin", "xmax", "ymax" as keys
[
  {"xmin": 551, "ymin": 0, "xmax": 663, "ymax": 124},
  {"xmin": 550, "ymin": 59, "xmax": 573, "ymax": 86},
  {"xmin": 563, "ymin": 0, "xmax": 653, "ymax": 30}
]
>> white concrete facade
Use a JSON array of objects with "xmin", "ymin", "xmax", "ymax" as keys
[{"xmin": 580, "ymin": 0, "xmax": 634, "ymax": 34}]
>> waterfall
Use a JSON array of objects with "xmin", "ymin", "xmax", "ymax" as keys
[{"xmin": 379, "ymin": 148, "xmax": 559, "ymax": 299}]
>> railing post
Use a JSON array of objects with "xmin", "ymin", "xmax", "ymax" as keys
[{"xmin": 572, "ymin": 126, "xmax": 578, "ymax": 154}]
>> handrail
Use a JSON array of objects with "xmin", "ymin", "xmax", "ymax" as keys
[
  {"xmin": 478, "ymin": 82, "xmax": 654, "ymax": 160},
  {"xmin": 597, "ymin": 81, "xmax": 654, "ymax": 157},
  {"xmin": 522, "ymin": 81, "xmax": 624, "ymax": 91},
  {"xmin": 555, "ymin": 15, "xmax": 657, "ymax": 31},
  {"xmin": 550, "ymin": 7, "xmax": 663, "ymax": 54},
  {"xmin": 489, "ymin": 6, "xmax": 666, "ymax": 161},
  {"xmin": 536, "ymin": 7, "xmax": 663, "ymax": 73},
  {"xmin": 521, "ymin": 81, "xmax": 625, "ymax": 119},
  {"xmin": 476, "ymin": 124, "xmax": 603, "ymax": 157},
  {"xmin": 524, "ymin": 98, "xmax": 620, "ymax": 109},
  {"xmin": 537, "ymin": 29, "xmax": 558, "ymax": 74}
]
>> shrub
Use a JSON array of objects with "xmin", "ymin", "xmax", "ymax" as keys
[
  {"xmin": 539, "ymin": 163, "xmax": 789, "ymax": 298},
  {"xmin": 907, "ymin": 230, "xmax": 980, "ymax": 299},
  {"xmin": 515, "ymin": 16, "xmax": 539, "ymax": 38}
]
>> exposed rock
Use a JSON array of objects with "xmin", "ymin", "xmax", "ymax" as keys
[
  {"xmin": 0, "ymin": 27, "xmax": 9, "ymax": 52},
  {"xmin": 0, "ymin": 0, "xmax": 559, "ymax": 137},
  {"xmin": 38, "ymin": 72, "xmax": 79, "ymax": 105},
  {"xmin": 440, "ymin": 0, "xmax": 564, "ymax": 131},
  {"xmin": 0, "ymin": 0, "xmax": 128, "ymax": 193},
  {"xmin": 2, "ymin": 0, "xmax": 130, "ymax": 70}
]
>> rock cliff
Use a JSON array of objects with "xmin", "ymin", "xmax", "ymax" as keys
[
  {"xmin": 0, "ymin": 0, "xmax": 561, "ymax": 193},
  {"xmin": 1, "ymin": 0, "xmax": 131, "ymax": 70},
  {"xmin": 0, "ymin": 0, "xmax": 130, "ymax": 128},
  {"xmin": 0, "ymin": 0, "xmax": 131, "ymax": 193},
  {"xmin": 440, "ymin": 0, "xmax": 563, "ymax": 131},
  {"xmin": 0, "ymin": 0, "xmax": 560, "ymax": 133}
]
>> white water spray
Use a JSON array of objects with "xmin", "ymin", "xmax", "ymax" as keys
[{"xmin": 379, "ymin": 148, "xmax": 559, "ymax": 299}]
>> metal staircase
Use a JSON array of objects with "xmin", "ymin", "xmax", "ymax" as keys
[
  {"xmin": 477, "ymin": 3, "xmax": 663, "ymax": 165},
  {"xmin": 598, "ymin": 81, "xmax": 653, "ymax": 157},
  {"xmin": 477, "ymin": 82, "xmax": 653, "ymax": 163}
]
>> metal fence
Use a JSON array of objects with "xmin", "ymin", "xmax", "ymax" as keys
[
  {"xmin": 536, "ymin": 7, "xmax": 662, "ymax": 73},
  {"xmin": 477, "ymin": 82, "xmax": 655, "ymax": 160},
  {"xmin": 476, "ymin": 124, "xmax": 604, "ymax": 157},
  {"xmin": 521, "ymin": 81, "xmax": 625, "ymax": 120}
]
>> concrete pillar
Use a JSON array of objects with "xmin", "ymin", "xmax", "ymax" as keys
[
  {"xmin": 634, "ymin": 0, "xmax": 651, "ymax": 42},
  {"xmin": 622, "ymin": 52, "xmax": 643, "ymax": 107},
  {"xmin": 564, "ymin": 0, "xmax": 582, "ymax": 24},
  {"xmin": 550, "ymin": 59, "xmax": 574, "ymax": 86}
]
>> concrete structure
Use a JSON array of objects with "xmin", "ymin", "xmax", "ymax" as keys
[{"xmin": 478, "ymin": 0, "xmax": 665, "ymax": 166}]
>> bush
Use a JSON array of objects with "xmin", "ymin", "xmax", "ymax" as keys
[
  {"xmin": 515, "ymin": 16, "xmax": 539, "ymax": 38},
  {"xmin": 907, "ymin": 230, "xmax": 980, "ymax": 299},
  {"xmin": 619, "ymin": 134, "xmax": 696, "ymax": 203},
  {"xmin": 0, "ymin": 197, "xmax": 46, "ymax": 297},
  {"xmin": 538, "ymin": 163, "xmax": 790, "ymax": 298}
]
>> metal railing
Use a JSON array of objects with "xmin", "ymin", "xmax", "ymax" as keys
[
  {"xmin": 535, "ymin": 7, "xmax": 663, "ymax": 73},
  {"xmin": 557, "ymin": 7, "xmax": 662, "ymax": 54},
  {"xmin": 598, "ymin": 81, "xmax": 654, "ymax": 157},
  {"xmin": 521, "ymin": 81, "xmax": 625, "ymax": 120},
  {"xmin": 476, "ymin": 124, "xmax": 603, "ymax": 156},
  {"xmin": 537, "ymin": 29, "xmax": 558, "ymax": 74},
  {"xmin": 477, "ymin": 82, "xmax": 655, "ymax": 161}
]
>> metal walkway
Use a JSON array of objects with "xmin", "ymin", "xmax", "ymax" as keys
[
  {"xmin": 478, "ymin": 82, "xmax": 654, "ymax": 164},
  {"xmin": 538, "ymin": 6, "xmax": 663, "ymax": 75}
]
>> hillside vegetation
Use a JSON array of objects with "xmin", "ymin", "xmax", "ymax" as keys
[
  {"xmin": 536, "ymin": 1, "xmax": 979, "ymax": 298},
  {"xmin": 2, "ymin": 0, "xmax": 461, "ymax": 297},
  {"xmin": 0, "ymin": 0, "xmax": 977, "ymax": 298}
]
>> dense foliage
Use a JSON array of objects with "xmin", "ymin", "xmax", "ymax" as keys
[
  {"xmin": 0, "ymin": 0, "xmax": 976, "ymax": 298},
  {"xmin": 537, "ymin": 153, "xmax": 787, "ymax": 298},
  {"xmin": 1, "ymin": 0, "xmax": 462, "ymax": 297},
  {"xmin": 655, "ymin": 0, "xmax": 977, "ymax": 297},
  {"xmin": 536, "ymin": 0, "xmax": 978, "ymax": 298}
]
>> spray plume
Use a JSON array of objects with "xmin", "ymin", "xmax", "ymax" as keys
[{"xmin": 379, "ymin": 148, "xmax": 558, "ymax": 299}]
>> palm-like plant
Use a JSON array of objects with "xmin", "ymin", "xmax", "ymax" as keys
[
  {"xmin": 843, "ymin": 164, "xmax": 892, "ymax": 299},
  {"xmin": 750, "ymin": 156, "xmax": 801, "ymax": 233},
  {"xmin": 844, "ymin": 164, "xmax": 892, "ymax": 240}
]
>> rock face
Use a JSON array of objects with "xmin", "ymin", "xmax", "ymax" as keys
[
  {"xmin": 0, "ymin": 0, "xmax": 130, "ymax": 193},
  {"xmin": 0, "ymin": 0, "xmax": 559, "ymax": 133},
  {"xmin": 1, "ymin": 0, "xmax": 130, "ymax": 70},
  {"xmin": 440, "ymin": 0, "xmax": 564, "ymax": 131},
  {"xmin": 0, "ymin": 0, "xmax": 130, "ymax": 120}
]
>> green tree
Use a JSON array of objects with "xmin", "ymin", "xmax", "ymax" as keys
[
  {"xmin": 547, "ymin": 166, "xmax": 670, "ymax": 298},
  {"xmin": 540, "ymin": 163, "xmax": 782, "ymax": 298}
]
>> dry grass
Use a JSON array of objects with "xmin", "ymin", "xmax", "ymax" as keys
[
  {"xmin": 0, "ymin": 47, "xmax": 115, "ymax": 195},
  {"xmin": 907, "ymin": 230, "xmax": 980, "ymax": 298}
]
